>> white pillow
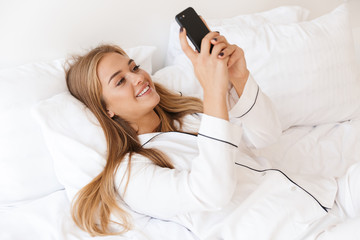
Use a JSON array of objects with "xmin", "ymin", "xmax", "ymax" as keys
[
  {"xmin": 152, "ymin": 64, "xmax": 203, "ymax": 99},
  {"xmin": 0, "ymin": 46, "xmax": 155, "ymax": 205},
  {"xmin": 165, "ymin": 3, "xmax": 360, "ymax": 130},
  {"xmin": 165, "ymin": 5, "xmax": 310, "ymax": 66},
  {"xmin": 32, "ymin": 92, "xmax": 107, "ymax": 202},
  {"xmin": 0, "ymin": 59, "xmax": 66, "ymax": 206}
]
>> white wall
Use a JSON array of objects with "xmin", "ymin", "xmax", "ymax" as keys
[{"xmin": 0, "ymin": 0, "xmax": 358, "ymax": 71}]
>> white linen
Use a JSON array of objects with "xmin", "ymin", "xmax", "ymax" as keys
[
  {"xmin": 0, "ymin": 190, "xmax": 199, "ymax": 240},
  {"xmin": 0, "ymin": 59, "xmax": 66, "ymax": 205},
  {"xmin": 253, "ymin": 118, "xmax": 360, "ymax": 179},
  {"xmin": 3, "ymin": 118, "xmax": 360, "ymax": 240},
  {"xmin": 165, "ymin": 3, "xmax": 360, "ymax": 131},
  {"xmin": 166, "ymin": 5, "xmax": 310, "ymax": 66}
]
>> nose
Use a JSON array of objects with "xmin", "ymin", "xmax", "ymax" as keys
[{"xmin": 129, "ymin": 72, "xmax": 144, "ymax": 86}]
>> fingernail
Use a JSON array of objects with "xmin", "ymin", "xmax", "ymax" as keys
[
  {"xmin": 218, "ymin": 52, "xmax": 224, "ymax": 57},
  {"xmin": 180, "ymin": 27, "xmax": 184, "ymax": 33},
  {"xmin": 212, "ymin": 37, "xmax": 217, "ymax": 42}
]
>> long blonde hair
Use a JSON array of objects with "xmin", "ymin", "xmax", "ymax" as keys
[{"xmin": 65, "ymin": 44, "xmax": 203, "ymax": 236}]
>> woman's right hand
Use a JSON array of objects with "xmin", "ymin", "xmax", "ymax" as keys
[
  {"xmin": 179, "ymin": 28, "xmax": 230, "ymax": 120},
  {"xmin": 179, "ymin": 28, "xmax": 230, "ymax": 97}
]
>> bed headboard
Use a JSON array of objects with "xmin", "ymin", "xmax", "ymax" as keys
[{"xmin": 0, "ymin": 0, "xmax": 358, "ymax": 72}]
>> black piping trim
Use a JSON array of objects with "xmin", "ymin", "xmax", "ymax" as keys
[
  {"xmin": 142, "ymin": 131, "xmax": 238, "ymax": 148},
  {"xmin": 198, "ymin": 133, "xmax": 238, "ymax": 148},
  {"xmin": 141, "ymin": 132, "xmax": 166, "ymax": 147},
  {"xmin": 126, "ymin": 207, "xmax": 196, "ymax": 237},
  {"xmin": 141, "ymin": 131, "xmax": 197, "ymax": 147},
  {"xmin": 234, "ymin": 162, "xmax": 330, "ymax": 212},
  {"xmin": 177, "ymin": 131, "xmax": 198, "ymax": 137},
  {"xmin": 236, "ymin": 86, "xmax": 260, "ymax": 118}
]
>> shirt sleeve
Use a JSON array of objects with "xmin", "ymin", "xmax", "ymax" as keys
[
  {"xmin": 115, "ymin": 115, "xmax": 242, "ymax": 220},
  {"xmin": 227, "ymin": 75, "xmax": 282, "ymax": 149}
]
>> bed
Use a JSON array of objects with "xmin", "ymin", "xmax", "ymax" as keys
[{"xmin": 1, "ymin": 0, "xmax": 360, "ymax": 239}]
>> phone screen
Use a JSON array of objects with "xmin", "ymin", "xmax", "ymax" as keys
[{"xmin": 175, "ymin": 7, "xmax": 210, "ymax": 52}]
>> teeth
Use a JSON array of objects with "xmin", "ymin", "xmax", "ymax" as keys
[{"xmin": 137, "ymin": 85, "xmax": 150, "ymax": 97}]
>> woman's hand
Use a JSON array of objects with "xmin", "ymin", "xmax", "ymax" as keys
[
  {"xmin": 179, "ymin": 28, "xmax": 230, "ymax": 96},
  {"xmin": 210, "ymin": 36, "xmax": 249, "ymax": 98},
  {"xmin": 198, "ymin": 16, "xmax": 249, "ymax": 97},
  {"xmin": 179, "ymin": 28, "xmax": 230, "ymax": 120}
]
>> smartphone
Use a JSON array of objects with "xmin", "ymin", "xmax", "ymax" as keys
[{"xmin": 175, "ymin": 7, "xmax": 212, "ymax": 53}]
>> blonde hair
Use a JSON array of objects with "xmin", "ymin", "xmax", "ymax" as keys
[{"xmin": 65, "ymin": 44, "xmax": 203, "ymax": 236}]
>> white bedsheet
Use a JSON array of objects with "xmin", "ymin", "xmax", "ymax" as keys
[
  {"xmin": 0, "ymin": 190, "xmax": 198, "ymax": 240},
  {"xmin": 253, "ymin": 118, "xmax": 360, "ymax": 179},
  {"xmin": 2, "ymin": 118, "xmax": 360, "ymax": 240}
]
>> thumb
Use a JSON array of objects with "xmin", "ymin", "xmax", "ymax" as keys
[{"xmin": 179, "ymin": 27, "xmax": 197, "ymax": 62}]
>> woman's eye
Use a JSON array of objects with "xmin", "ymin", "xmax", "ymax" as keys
[
  {"xmin": 115, "ymin": 65, "xmax": 140, "ymax": 86},
  {"xmin": 133, "ymin": 64, "xmax": 140, "ymax": 71},
  {"xmin": 116, "ymin": 78, "xmax": 125, "ymax": 86}
]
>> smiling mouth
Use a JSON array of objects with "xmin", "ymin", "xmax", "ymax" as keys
[{"xmin": 136, "ymin": 85, "xmax": 150, "ymax": 97}]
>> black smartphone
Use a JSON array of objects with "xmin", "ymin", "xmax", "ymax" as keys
[{"xmin": 175, "ymin": 7, "xmax": 211, "ymax": 53}]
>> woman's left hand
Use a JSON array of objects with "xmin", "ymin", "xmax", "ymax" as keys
[{"xmin": 211, "ymin": 35, "xmax": 249, "ymax": 97}]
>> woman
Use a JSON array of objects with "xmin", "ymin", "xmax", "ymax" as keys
[{"xmin": 65, "ymin": 28, "xmax": 359, "ymax": 239}]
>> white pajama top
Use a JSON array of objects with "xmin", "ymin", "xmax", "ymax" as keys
[{"xmin": 115, "ymin": 75, "xmax": 338, "ymax": 240}]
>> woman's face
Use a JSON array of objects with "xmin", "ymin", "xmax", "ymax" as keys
[{"xmin": 97, "ymin": 52, "xmax": 160, "ymax": 124}]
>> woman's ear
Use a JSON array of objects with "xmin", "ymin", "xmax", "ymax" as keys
[{"xmin": 107, "ymin": 109, "xmax": 115, "ymax": 118}]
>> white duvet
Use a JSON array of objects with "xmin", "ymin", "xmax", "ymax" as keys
[{"xmin": 2, "ymin": 118, "xmax": 360, "ymax": 240}]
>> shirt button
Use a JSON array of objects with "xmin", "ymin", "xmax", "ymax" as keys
[{"xmin": 291, "ymin": 186, "xmax": 297, "ymax": 191}]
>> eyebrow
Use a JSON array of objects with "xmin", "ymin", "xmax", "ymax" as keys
[{"xmin": 108, "ymin": 59, "xmax": 134, "ymax": 84}]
